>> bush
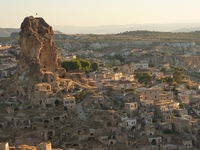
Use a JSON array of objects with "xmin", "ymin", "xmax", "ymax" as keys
[{"xmin": 135, "ymin": 73, "xmax": 152, "ymax": 85}]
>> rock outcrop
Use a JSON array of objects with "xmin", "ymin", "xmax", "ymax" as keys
[
  {"xmin": 7, "ymin": 16, "xmax": 67, "ymax": 105},
  {"xmin": 17, "ymin": 16, "xmax": 66, "ymax": 81}
]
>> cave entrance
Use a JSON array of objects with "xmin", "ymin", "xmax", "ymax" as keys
[
  {"xmin": 55, "ymin": 100, "xmax": 60, "ymax": 106},
  {"xmin": 151, "ymin": 139, "xmax": 157, "ymax": 145}
]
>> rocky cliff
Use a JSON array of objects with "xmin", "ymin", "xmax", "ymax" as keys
[
  {"xmin": 6, "ymin": 16, "xmax": 67, "ymax": 104},
  {"xmin": 18, "ymin": 16, "xmax": 65, "ymax": 78}
]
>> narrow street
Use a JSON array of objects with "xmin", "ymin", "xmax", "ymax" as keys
[{"xmin": 77, "ymin": 98, "xmax": 87, "ymax": 120}]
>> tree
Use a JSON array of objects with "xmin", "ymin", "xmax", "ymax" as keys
[
  {"xmin": 135, "ymin": 73, "xmax": 152, "ymax": 85},
  {"xmin": 91, "ymin": 62, "xmax": 99, "ymax": 71},
  {"xmin": 124, "ymin": 88, "xmax": 136, "ymax": 93},
  {"xmin": 79, "ymin": 59, "xmax": 91, "ymax": 72},
  {"xmin": 173, "ymin": 70, "xmax": 184, "ymax": 82},
  {"xmin": 161, "ymin": 76, "xmax": 174, "ymax": 85},
  {"xmin": 61, "ymin": 60, "xmax": 82, "ymax": 71},
  {"xmin": 179, "ymin": 103, "xmax": 184, "ymax": 109}
]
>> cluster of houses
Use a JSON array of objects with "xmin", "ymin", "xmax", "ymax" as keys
[{"xmin": 1, "ymin": 46, "xmax": 200, "ymax": 149}]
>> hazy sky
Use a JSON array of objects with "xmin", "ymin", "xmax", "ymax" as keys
[{"xmin": 1, "ymin": 0, "xmax": 200, "ymax": 28}]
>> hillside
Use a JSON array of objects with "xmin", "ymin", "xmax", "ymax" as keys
[{"xmin": 0, "ymin": 28, "xmax": 20, "ymax": 37}]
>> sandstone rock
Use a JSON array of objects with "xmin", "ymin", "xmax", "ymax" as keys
[
  {"xmin": 17, "ymin": 16, "xmax": 66, "ymax": 81},
  {"xmin": 5, "ymin": 16, "xmax": 67, "ymax": 105}
]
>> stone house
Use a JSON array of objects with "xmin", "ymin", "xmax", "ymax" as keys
[
  {"xmin": 155, "ymin": 100, "xmax": 177, "ymax": 113},
  {"xmin": 178, "ymin": 93, "xmax": 190, "ymax": 104},
  {"xmin": 133, "ymin": 61, "xmax": 149, "ymax": 70},
  {"xmin": 63, "ymin": 95, "xmax": 76, "ymax": 110},
  {"xmin": 114, "ymin": 63, "xmax": 134, "ymax": 74},
  {"xmin": 159, "ymin": 92, "xmax": 173, "ymax": 101},
  {"xmin": 190, "ymin": 95, "xmax": 200, "ymax": 106},
  {"xmin": 145, "ymin": 115, "xmax": 153, "ymax": 125},
  {"xmin": 145, "ymin": 125, "xmax": 155, "ymax": 135},
  {"xmin": 106, "ymin": 72, "xmax": 122, "ymax": 80},
  {"xmin": 124, "ymin": 102, "xmax": 138, "ymax": 117},
  {"xmin": 181, "ymin": 137, "xmax": 193, "ymax": 149},
  {"xmin": 117, "ymin": 80, "xmax": 132, "ymax": 89},
  {"xmin": 98, "ymin": 136, "xmax": 117, "ymax": 145},
  {"xmin": 33, "ymin": 83, "xmax": 53, "ymax": 105},
  {"xmin": 140, "ymin": 100, "xmax": 154, "ymax": 107},
  {"xmin": 123, "ymin": 118, "xmax": 137, "ymax": 131},
  {"xmin": 136, "ymin": 87, "xmax": 160, "ymax": 102},
  {"xmin": 121, "ymin": 74, "xmax": 134, "ymax": 82},
  {"xmin": 174, "ymin": 117, "xmax": 190, "ymax": 133},
  {"xmin": 162, "ymin": 112, "xmax": 172, "ymax": 122}
]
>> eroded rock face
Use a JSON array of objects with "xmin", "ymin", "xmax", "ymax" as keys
[
  {"xmin": 17, "ymin": 16, "xmax": 65, "ymax": 81},
  {"xmin": 9, "ymin": 16, "xmax": 67, "ymax": 104}
]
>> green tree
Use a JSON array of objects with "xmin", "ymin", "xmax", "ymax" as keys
[
  {"xmin": 124, "ymin": 88, "xmax": 136, "ymax": 93},
  {"xmin": 161, "ymin": 76, "xmax": 174, "ymax": 85},
  {"xmin": 91, "ymin": 62, "xmax": 99, "ymax": 71},
  {"xmin": 135, "ymin": 73, "xmax": 152, "ymax": 85},
  {"xmin": 173, "ymin": 70, "xmax": 184, "ymax": 82},
  {"xmin": 61, "ymin": 60, "xmax": 82, "ymax": 71},
  {"xmin": 79, "ymin": 59, "xmax": 91, "ymax": 72},
  {"xmin": 179, "ymin": 103, "xmax": 184, "ymax": 109}
]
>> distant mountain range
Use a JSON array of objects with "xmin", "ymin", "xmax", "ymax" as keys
[
  {"xmin": 0, "ymin": 28, "xmax": 20, "ymax": 37},
  {"xmin": 1, "ymin": 23, "xmax": 200, "ymax": 37},
  {"xmin": 53, "ymin": 23, "xmax": 200, "ymax": 34},
  {"xmin": 0, "ymin": 28, "xmax": 63, "ymax": 37}
]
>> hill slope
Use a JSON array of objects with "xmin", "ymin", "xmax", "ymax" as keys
[{"xmin": 0, "ymin": 28, "xmax": 20, "ymax": 37}]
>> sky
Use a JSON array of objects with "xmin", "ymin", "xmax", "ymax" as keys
[{"xmin": 1, "ymin": 0, "xmax": 200, "ymax": 28}]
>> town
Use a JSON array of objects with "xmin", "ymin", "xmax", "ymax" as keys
[{"xmin": 1, "ymin": 16, "xmax": 200, "ymax": 150}]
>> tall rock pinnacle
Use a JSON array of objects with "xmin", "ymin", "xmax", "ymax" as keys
[
  {"xmin": 17, "ymin": 16, "xmax": 66, "ymax": 80},
  {"xmin": 8, "ymin": 16, "xmax": 67, "ymax": 104}
]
